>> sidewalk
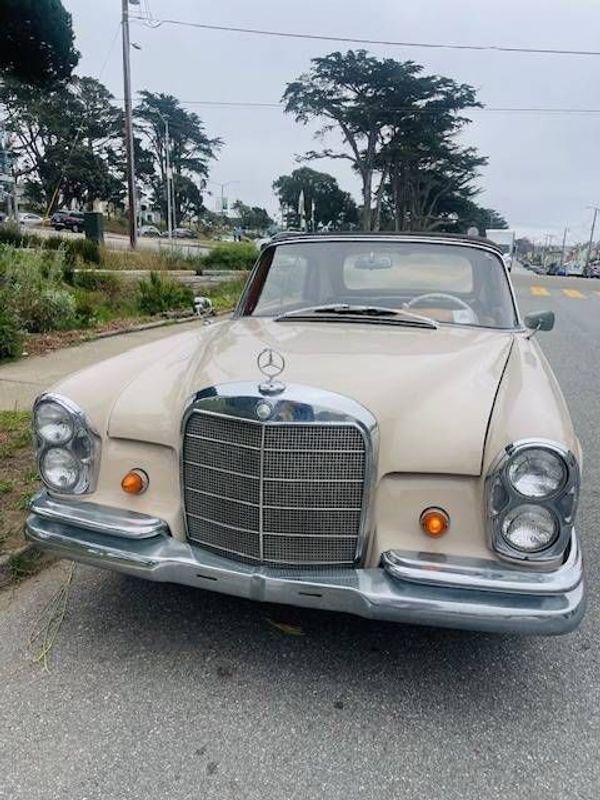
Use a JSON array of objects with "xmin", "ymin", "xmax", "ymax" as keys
[{"xmin": 0, "ymin": 319, "xmax": 200, "ymax": 411}]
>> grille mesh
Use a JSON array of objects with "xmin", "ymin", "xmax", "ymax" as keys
[{"xmin": 182, "ymin": 411, "xmax": 368, "ymax": 567}]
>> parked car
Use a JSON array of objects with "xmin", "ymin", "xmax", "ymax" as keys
[
  {"xmin": 587, "ymin": 260, "xmax": 600, "ymax": 278},
  {"xmin": 50, "ymin": 209, "xmax": 72, "ymax": 228},
  {"xmin": 26, "ymin": 233, "xmax": 585, "ymax": 635},
  {"xmin": 565, "ymin": 262, "xmax": 584, "ymax": 277},
  {"xmin": 52, "ymin": 210, "xmax": 85, "ymax": 233},
  {"xmin": 18, "ymin": 212, "xmax": 44, "ymax": 227},
  {"xmin": 139, "ymin": 225, "xmax": 162, "ymax": 237},
  {"xmin": 544, "ymin": 262, "xmax": 564, "ymax": 277},
  {"xmin": 172, "ymin": 227, "xmax": 196, "ymax": 239}
]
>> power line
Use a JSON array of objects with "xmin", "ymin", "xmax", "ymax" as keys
[
  {"xmin": 116, "ymin": 97, "xmax": 600, "ymax": 115},
  {"xmin": 129, "ymin": 16, "xmax": 600, "ymax": 57}
]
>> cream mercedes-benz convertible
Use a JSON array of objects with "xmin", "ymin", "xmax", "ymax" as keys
[{"xmin": 26, "ymin": 233, "xmax": 585, "ymax": 634}]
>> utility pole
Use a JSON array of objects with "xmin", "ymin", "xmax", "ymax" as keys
[
  {"xmin": 541, "ymin": 234, "xmax": 553, "ymax": 269},
  {"xmin": 560, "ymin": 227, "xmax": 569, "ymax": 268},
  {"xmin": 161, "ymin": 115, "xmax": 173, "ymax": 240},
  {"xmin": 585, "ymin": 206, "xmax": 599, "ymax": 277},
  {"xmin": 122, "ymin": 0, "xmax": 138, "ymax": 249}
]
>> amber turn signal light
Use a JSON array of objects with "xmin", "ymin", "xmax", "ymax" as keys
[
  {"xmin": 420, "ymin": 507, "xmax": 450, "ymax": 537},
  {"xmin": 121, "ymin": 469, "xmax": 149, "ymax": 495}
]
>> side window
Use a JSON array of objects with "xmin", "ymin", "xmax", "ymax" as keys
[{"xmin": 253, "ymin": 253, "xmax": 308, "ymax": 314}]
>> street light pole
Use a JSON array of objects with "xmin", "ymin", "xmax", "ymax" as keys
[
  {"xmin": 585, "ymin": 206, "xmax": 599, "ymax": 277},
  {"xmin": 122, "ymin": 0, "xmax": 138, "ymax": 249}
]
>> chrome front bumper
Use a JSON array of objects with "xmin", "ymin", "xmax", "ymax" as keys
[{"xmin": 26, "ymin": 493, "xmax": 586, "ymax": 635}]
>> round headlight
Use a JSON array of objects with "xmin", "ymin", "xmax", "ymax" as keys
[
  {"xmin": 501, "ymin": 505, "xmax": 558, "ymax": 552},
  {"xmin": 506, "ymin": 448, "xmax": 566, "ymax": 498},
  {"xmin": 35, "ymin": 401, "xmax": 74, "ymax": 445},
  {"xmin": 40, "ymin": 448, "xmax": 81, "ymax": 492}
]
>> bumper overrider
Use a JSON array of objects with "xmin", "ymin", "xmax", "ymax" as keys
[{"xmin": 26, "ymin": 492, "xmax": 586, "ymax": 635}]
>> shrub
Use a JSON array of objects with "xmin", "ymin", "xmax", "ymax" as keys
[
  {"xmin": 0, "ymin": 222, "xmax": 43, "ymax": 249},
  {"xmin": 43, "ymin": 235, "xmax": 68, "ymax": 251},
  {"xmin": 73, "ymin": 270, "xmax": 122, "ymax": 299},
  {"xmin": 15, "ymin": 286, "xmax": 77, "ymax": 333},
  {"xmin": 72, "ymin": 288, "xmax": 103, "ymax": 327},
  {"xmin": 198, "ymin": 242, "xmax": 258, "ymax": 272},
  {"xmin": 0, "ymin": 290, "xmax": 24, "ymax": 360},
  {"xmin": 137, "ymin": 271, "xmax": 193, "ymax": 315},
  {"xmin": 68, "ymin": 238, "xmax": 100, "ymax": 265}
]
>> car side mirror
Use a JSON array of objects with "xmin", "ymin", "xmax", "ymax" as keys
[{"xmin": 524, "ymin": 310, "xmax": 555, "ymax": 332}]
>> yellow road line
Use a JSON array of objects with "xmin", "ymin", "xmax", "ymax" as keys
[
  {"xmin": 563, "ymin": 289, "xmax": 586, "ymax": 299},
  {"xmin": 531, "ymin": 286, "xmax": 550, "ymax": 296}
]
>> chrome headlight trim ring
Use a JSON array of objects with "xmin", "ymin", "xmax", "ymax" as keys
[
  {"xmin": 33, "ymin": 393, "xmax": 101, "ymax": 496},
  {"xmin": 485, "ymin": 438, "xmax": 580, "ymax": 563}
]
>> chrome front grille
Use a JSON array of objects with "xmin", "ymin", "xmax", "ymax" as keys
[{"xmin": 182, "ymin": 411, "xmax": 368, "ymax": 566}]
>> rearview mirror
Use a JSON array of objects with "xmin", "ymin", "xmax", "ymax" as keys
[
  {"xmin": 524, "ymin": 310, "xmax": 555, "ymax": 332},
  {"xmin": 354, "ymin": 253, "xmax": 393, "ymax": 270}
]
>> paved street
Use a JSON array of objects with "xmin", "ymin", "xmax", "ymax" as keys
[{"xmin": 1, "ymin": 270, "xmax": 599, "ymax": 800}]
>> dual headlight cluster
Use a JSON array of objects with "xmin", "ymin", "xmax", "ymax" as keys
[
  {"xmin": 486, "ymin": 440, "xmax": 579, "ymax": 562},
  {"xmin": 33, "ymin": 394, "xmax": 100, "ymax": 495}
]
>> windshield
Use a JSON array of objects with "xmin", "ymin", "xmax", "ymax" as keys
[{"xmin": 241, "ymin": 240, "xmax": 518, "ymax": 329}]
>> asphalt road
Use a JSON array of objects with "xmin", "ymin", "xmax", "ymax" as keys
[{"xmin": 1, "ymin": 269, "xmax": 599, "ymax": 800}]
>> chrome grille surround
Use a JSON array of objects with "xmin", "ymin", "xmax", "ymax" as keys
[{"xmin": 181, "ymin": 383, "xmax": 377, "ymax": 567}]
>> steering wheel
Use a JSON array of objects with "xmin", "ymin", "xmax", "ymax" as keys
[{"xmin": 405, "ymin": 292, "xmax": 473, "ymax": 313}]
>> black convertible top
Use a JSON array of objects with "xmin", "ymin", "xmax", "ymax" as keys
[{"xmin": 268, "ymin": 230, "xmax": 503, "ymax": 253}]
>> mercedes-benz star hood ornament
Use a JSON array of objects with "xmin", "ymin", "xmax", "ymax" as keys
[{"xmin": 257, "ymin": 348, "xmax": 286, "ymax": 396}]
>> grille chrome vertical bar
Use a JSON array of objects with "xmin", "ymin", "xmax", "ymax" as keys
[{"xmin": 258, "ymin": 423, "xmax": 265, "ymax": 562}]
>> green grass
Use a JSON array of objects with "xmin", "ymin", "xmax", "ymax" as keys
[
  {"xmin": 0, "ymin": 411, "xmax": 38, "ymax": 559},
  {"xmin": 0, "ymin": 411, "xmax": 31, "ymax": 457}
]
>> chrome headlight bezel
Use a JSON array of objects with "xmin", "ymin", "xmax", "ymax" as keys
[
  {"xmin": 33, "ymin": 393, "xmax": 101, "ymax": 495},
  {"xmin": 485, "ymin": 439, "xmax": 579, "ymax": 563}
]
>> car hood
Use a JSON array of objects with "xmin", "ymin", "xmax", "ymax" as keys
[{"xmin": 106, "ymin": 318, "xmax": 514, "ymax": 477}]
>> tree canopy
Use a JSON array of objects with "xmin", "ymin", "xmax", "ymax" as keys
[
  {"xmin": 0, "ymin": 76, "xmax": 125, "ymax": 211},
  {"xmin": 283, "ymin": 50, "xmax": 503, "ymax": 232},
  {"xmin": 273, "ymin": 167, "xmax": 358, "ymax": 230},
  {"xmin": 231, "ymin": 201, "xmax": 274, "ymax": 232},
  {"xmin": 134, "ymin": 92, "xmax": 223, "ymax": 225},
  {"xmin": 0, "ymin": 0, "xmax": 79, "ymax": 85}
]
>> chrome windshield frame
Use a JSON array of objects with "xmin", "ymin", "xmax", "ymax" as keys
[{"xmin": 234, "ymin": 235, "xmax": 521, "ymax": 330}]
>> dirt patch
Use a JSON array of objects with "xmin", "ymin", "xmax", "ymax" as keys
[
  {"xmin": 21, "ymin": 318, "xmax": 156, "ymax": 358},
  {"xmin": 0, "ymin": 411, "xmax": 39, "ymax": 557}
]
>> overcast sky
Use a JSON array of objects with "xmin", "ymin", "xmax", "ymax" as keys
[{"xmin": 63, "ymin": 0, "xmax": 600, "ymax": 243}]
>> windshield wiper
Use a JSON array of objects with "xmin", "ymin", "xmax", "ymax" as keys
[{"xmin": 276, "ymin": 304, "xmax": 438, "ymax": 329}]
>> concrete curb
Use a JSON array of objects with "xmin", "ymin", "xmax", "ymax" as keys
[
  {"xmin": 92, "ymin": 314, "xmax": 197, "ymax": 341},
  {"xmin": 90, "ymin": 308, "xmax": 231, "ymax": 342}
]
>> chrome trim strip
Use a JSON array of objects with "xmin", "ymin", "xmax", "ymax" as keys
[
  {"xmin": 382, "ymin": 531, "xmax": 582, "ymax": 595},
  {"xmin": 29, "ymin": 491, "xmax": 168, "ymax": 540},
  {"xmin": 26, "ymin": 516, "xmax": 586, "ymax": 635},
  {"xmin": 180, "ymin": 382, "xmax": 378, "ymax": 567},
  {"xmin": 183, "ymin": 461, "xmax": 260, "ymax": 480},
  {"xmin": 185, "ymin": 432, "xmax": 261, "ymax": 451},
  {"xmin": 186, "ymin": 512, "xmax": 257, "ymax": 535},
  {"xmin": 185, "ymin": 487, "xmax": 260, "ymax": 508}
]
